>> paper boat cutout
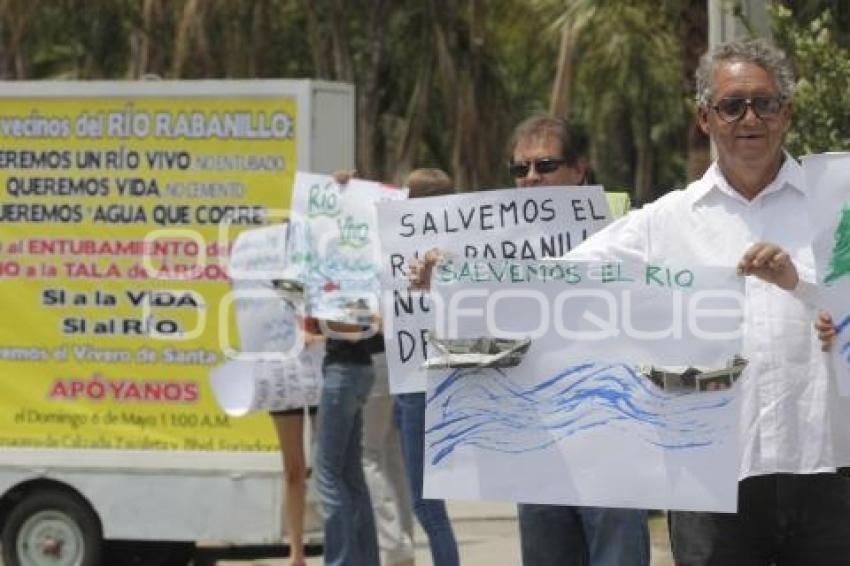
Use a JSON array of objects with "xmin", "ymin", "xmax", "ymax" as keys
[{"xmin": 422, "ymin": 331, "xmax": 531, "ymax": 369}]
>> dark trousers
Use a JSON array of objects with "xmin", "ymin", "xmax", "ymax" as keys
[
  {"xmin": 518, "ymin": 503, "xmax": 649, "ymax": 566},
  {"xmin": 669, "ymin": 472, "xmax": 850, "ymax": 566}
]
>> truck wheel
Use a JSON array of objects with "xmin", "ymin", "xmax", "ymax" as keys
[{"xmin": 1, "ymin": 489, "xmax": 102, "ymax": 566}]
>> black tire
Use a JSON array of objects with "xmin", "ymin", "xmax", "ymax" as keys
[
  {"xmin": 103, "ymin": 540, "xmax": 196, "ymax": 566},
  {"xmin": 1, "ymin": 488, "xmax": 102, "ymax": 566}
]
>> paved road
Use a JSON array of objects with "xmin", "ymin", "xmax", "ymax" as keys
[{"xmin": 217, "ymin": 502, "xmax": 674, "ymax": 566}]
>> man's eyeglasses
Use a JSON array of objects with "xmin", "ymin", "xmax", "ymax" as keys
[
  {"xmin": 711, "ymin": 96, "xmax": 785, "ymax": 123},
  {"xmin": 508, "ymin": 157, "xmax": 568, "ymax": 178}
]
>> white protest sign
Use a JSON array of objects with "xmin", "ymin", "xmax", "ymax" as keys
[
  {"xmin": 376, "ymin": 186, "xmax": 611, "ymax": 394},
  {"xmin": 423, "ymin": 258, "xmax": 744, "ymax": 512},
  {"xmin": 209, "ymin": 224, "xmax": 323, "ymax": 415},
  {"xmin": 227, "ymin": 224, "xmax": 294, "ymax": 356},
  {"xmin": 431, "ymin": 258, "xmax": 744, "ymax": 367},
  {"xmin": 210, "ymin": 356, "xmax": 322, "ymax": 416},
  {"xmin": 804, "ymin": 153, "xmax": 850, "ymax": 395},
  {"xmin": 288, "ymin": 172, "xmax": 407, "ymax": 322}
]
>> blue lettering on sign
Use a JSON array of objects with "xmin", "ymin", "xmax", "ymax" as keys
[
  {"xmin": 307, "ymin": 182, "xmax": 339, "ymax": 218},
  {"xmin": 337, "ymin": 215, "xmax": 370, "ymax": 248}
]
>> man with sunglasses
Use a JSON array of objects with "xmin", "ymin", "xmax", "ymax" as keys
[
  {"xmin": 409, "ymin": 116, "xmax": 650, "ymax": 565},
  {"xmin": 508, "ymin": 117, "xmax": 588, "ymax": 188},
  {"xmin": 508, "ymin": 115, "xmax": 651, "ymax": 566},
  {"xmin": 568, "ymin": 39, "xmax": 850, "ymax": 565}
]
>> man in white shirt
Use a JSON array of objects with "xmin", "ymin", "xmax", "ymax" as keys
[{"xmin": 574, "ymin": 38, "xmax": 850, "ymax": 565}]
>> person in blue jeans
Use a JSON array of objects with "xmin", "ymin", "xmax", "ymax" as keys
[
  {"xmin": 327, "ymin": 167, "xmax": 460, "ymax": 565},
  {"xmin": 410, "ymin": 115, "xmax": 650, "ymax": 566},
  {"xmin": 395, "ymin": 168, "xmax": 461, "ymax": 566},
  {"xmin": 510, "ymin": 116, "xmax": 650, "ymax": 565},
  {"xmin": 395, "ymin": 392, "xmax": 460, "ymax": 566},
  {"xmin": 410, "ymin": 117, "xmax": 650, "ymax": 565},
  {"xmin": 316, "ymin": 327, "xmax": 380, "ymax": 566},
  {"xmin": 509, "ymin": 115, "xmax": 649, "ymax": 566},
  {"xmin": 517, "ymin": 505, "xmax": 649, "ymax": 566}
]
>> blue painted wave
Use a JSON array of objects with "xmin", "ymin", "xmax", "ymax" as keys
[
  {"xmin": 836, "ymin": 314, "xmax": 850, "ymax": 335},
  {"xmin": 837, "ymin": 314, "xmax": 850, "ymax": 363},
  {"xmin": 426, "ymin": 363, "xmax": 734, "ymax": 465}
]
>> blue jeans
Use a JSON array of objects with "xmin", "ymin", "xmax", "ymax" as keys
[
  {"xmin": 518, "ymin": 504, "xmax": 649, "ymax": 566},
  {"xmin": 394, "ymin": 392, "xmax": 460, "ymax": 566},
  {"xmin": 316, "ymin": 363, "xmax": 379, "ymax": 566}
]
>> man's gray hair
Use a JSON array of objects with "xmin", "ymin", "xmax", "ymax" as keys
[{"xmin": 695, "ymin": 38, "xmax": 795, "ymax": 108}]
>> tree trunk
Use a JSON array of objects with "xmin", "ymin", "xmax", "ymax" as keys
[
  {"xmin": 0, "ymin": 3, "xmax": 6, "ymax": 78},
  {"xmin": 550, "ymin": 20, "xmax": 577, "ymax": 118},
  {"xmin": 0, "ymin": 0, "xmax": 39, "ymax": 79},
  {"xmin": 687, "ymin": 120, "xmax": 712, "ymax": 181},
  {"xmin": 446, "ymin": 0, "xmax": 483, "ymax": 192},
  {"xmin": 432, "ymin": 0, "xmax": 464, "ymax": 186},
  {"xmin": 356, "ymin": 0, "xmax": 389, "ymax": 180},
  {"xmin": 394, "ymin": 49, "xmax": 434, "ymax": 183},
  {"xmin": 680, "ymin": 0, "xmax": 710, "ymax": 181},
  {"xmin": 632, "ymin": 89, "xmax": 653, "ymax": 205},
  {"xmin": 452, "ymin": 80, "xmax": 480, "ymax": 191},
  {"xmin": 172, "ymin": 0, "xmax": 206, "ymax": 77},
  {"xmin": 304, "ymin": 0, "xmax": 331, "ymax": 79},
  {"xmin": 330, "ymin": 0, "xmax": 354, "ymax": 82},
  {"xmin": 249, "ymin": 0, "xmax": 270, "ymax": 77},
  {"xmin": 129, "ymin": 0, "xmax": 165, "ymax": 78}
]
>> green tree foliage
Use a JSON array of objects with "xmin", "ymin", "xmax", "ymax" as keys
[
  {"xmin": 772, "ymin": 4, "xmax": 850, "ymax": 155},
  {"xmin": 0, "ymin": 1, "xmax": 586, "ymax": 190},
  {"xmin": 300, "ymin": 0, "xmax": 534, "ymax": 188},
  {"xmin": 533, "ymin": 0, "xmax": 700, "ymax": 204},
  {"xmin": 777, "ymin": 0, "xmax": 850, "ymax": 46},
  {"xmin": 1, "ymin": 1, "xmax": 846, "ymax": 194}
]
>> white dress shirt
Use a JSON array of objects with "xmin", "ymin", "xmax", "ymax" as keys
[{"xmin": 571, "ymin": 155, "xmax": 850, "ymax": 479}]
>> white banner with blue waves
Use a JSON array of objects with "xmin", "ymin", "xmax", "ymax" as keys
[{"xmin": 424, "ymin": 258, "xmax": 744, "ymax": 512}]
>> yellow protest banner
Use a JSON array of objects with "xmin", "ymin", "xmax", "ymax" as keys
[{"xmin": 0, "ymin": 93, "xmax": 298, "ymax": 451}]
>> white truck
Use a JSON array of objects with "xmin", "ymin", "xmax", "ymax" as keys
[{"xmin": 0, "ymin": 80, "xmax": 354, "ymax": 565}]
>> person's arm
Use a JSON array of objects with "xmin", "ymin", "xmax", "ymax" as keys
[
  {"xmin": 564, "ymin": 207, "xmax": 650, "ymax": 263},
  {"xmin": 300, "ymin": 316, "xmax": 325, "ymax": 346}
]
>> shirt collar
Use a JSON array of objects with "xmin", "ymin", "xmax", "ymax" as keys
[{"xmin": 688, "ymin": 151, "xmax": 806, "ymax": 208}]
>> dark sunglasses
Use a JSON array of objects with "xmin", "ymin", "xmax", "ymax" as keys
[
  {"xmin": 508, "ymin": 157, "xmax": 568, "ymax": 178},
  {"xmin": 711, "ymin": 96, "xmax": 784, "ymax": 123}
]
